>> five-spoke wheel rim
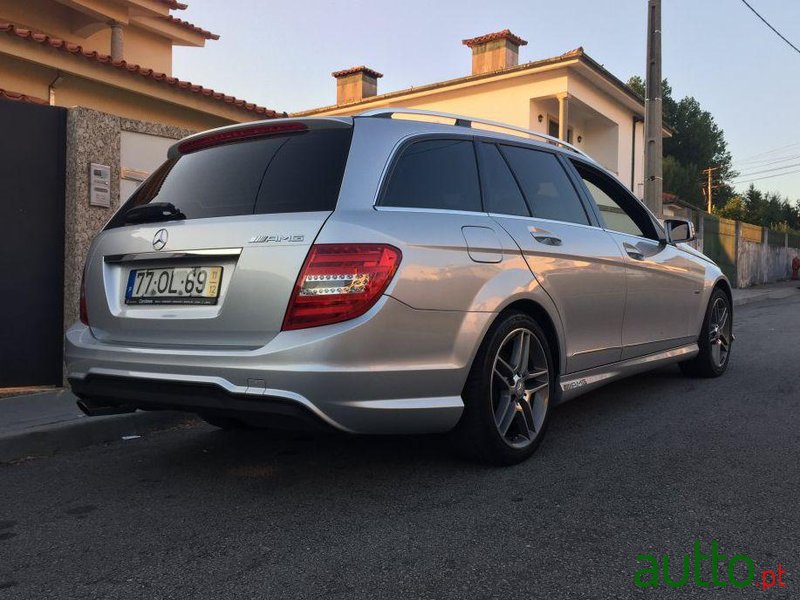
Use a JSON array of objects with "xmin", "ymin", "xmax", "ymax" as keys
[
  {"xmin": 491, "ymin": 328, "xmax": 550, "ymax": 449},
  {"xmin": 709, "ymin": 297, "xmax": 731, "ymax": 368}
]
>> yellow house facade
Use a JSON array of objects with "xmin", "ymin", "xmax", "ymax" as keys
[
  {"xmin": 0, "ymin": 0, "xmax": 281, "ymax": 130},
  {"xmin": 296, "ymin": 30, "xmax": 655, "ymax": 198}
]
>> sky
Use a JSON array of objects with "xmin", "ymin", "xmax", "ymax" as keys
[{"xmin": 173, "ymin": 0, "xmax": 800, "ymax": 200}]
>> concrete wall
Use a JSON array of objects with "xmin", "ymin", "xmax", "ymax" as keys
[
  {"xmin": 737, "ymin": 235, "xmax": 800, "ymax": 289},
  {"xmin": 63, "ymin": 107, "xmax": 194, "ymax": 328}
]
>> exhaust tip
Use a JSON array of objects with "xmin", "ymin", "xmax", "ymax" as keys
[{"xmin": 77, "ymin": 398, "xmax": 136, "ymax": 417}]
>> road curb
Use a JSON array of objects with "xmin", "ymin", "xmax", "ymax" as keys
[
  {"xmin": 0, "ymin": 410, "xmax": 193, "ymax": 463},
  {"xmin": 733, "ymin": 287, "xmax": 799, "ymax": 307}
]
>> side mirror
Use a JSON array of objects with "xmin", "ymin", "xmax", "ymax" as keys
[{"xmin": 664, "ymin": 218, "xmax": 696, "ymax": 244}]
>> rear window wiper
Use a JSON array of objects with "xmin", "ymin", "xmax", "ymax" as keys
[{"xmin": 123, "ymin": 202, "xmax": 186, "ymax": 225}]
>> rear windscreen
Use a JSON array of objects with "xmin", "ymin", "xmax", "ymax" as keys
[{"xmin": 106, "ymin": 127, "xmax": 352, "ymax": 229}]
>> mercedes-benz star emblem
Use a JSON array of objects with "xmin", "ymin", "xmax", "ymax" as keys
[{"xmin": 153, "ymin": 228, "xmax": 168, "ymax": 251}]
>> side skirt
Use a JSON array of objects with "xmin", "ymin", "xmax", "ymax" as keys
[{"xmin": 557, "ymin": 343, "xmax": 699, "ymax": 404}]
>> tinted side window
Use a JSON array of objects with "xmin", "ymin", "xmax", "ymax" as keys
[
  {"xmin": 476, "ymin": 142, "xmax": 529, "ymax": 217},
  {"xmin": 381, "ymin": 139, "xmax": 481, "ymax": 212},
  {"xmin": 255, "ymin": 129, "xmax": 352, "ymax": 214},
  {"xmin": 572, "ymin": 162, "xmax": 658, "ymax": 240},
  {"xmin": 500, "ymin": 145, "xmax": 589, "ymax": 225}
]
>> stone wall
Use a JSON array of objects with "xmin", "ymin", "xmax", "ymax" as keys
[{"xmin": 63, "ymin": 107, "xmax": 194, "ymax": 327}]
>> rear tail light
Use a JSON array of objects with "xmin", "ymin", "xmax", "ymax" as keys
[
  {"xmin": 282, "ymin": 244, "xmax": 402, "ymax": 331},
  {"xmin": 177, "ymin": 122, "xmax": 307, "ymax": 154},
  {"xmin": 79, "ymin": 267, "xmax": 89, "ymax": 326}
]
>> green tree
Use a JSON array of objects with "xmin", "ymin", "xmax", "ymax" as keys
[
  {"xmin": 627, "ymin": 76, "xmax": 736, "ymax": 209},
  {"xmin": 717, "ymin": 195, "xmax": 748, "ymax": 222}
]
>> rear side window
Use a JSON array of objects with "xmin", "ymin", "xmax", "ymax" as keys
[
  {"xmin": 476, "ymin": 142, "xmax": 529, "ymax": 217},
  {"xmin": 380, "ymin": 139, "xmax": 481, "ymax": 212},
  {"xmin": 500, "ymin": 145, "xmax": 590, "ymax": 226},
  {"xmin": 106, "ymin": 128, "xmax": 352, "ymax": 229}
]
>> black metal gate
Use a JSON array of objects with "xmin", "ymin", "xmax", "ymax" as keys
[{"xmin": 0, "ymin": 100, "xmax": 66, "ymax": 386}]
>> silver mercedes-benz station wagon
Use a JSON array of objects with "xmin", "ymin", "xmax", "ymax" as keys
[{"xmin": 66, "ymin": 108, "xmax": 733, "ymax": 464}]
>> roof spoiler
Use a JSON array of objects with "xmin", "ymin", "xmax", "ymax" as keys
[{"xmin": 168, "ymin": 116, "xmax": 353, "ymax": 158}]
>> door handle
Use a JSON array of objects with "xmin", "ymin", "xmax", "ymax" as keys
[
  {"xmin": 623, "ymin": 242, "xmax": 645, "ymax": 261},
  {"xmin": 529, "ymin": 227, "xmax": 562, "ymax": 246}
]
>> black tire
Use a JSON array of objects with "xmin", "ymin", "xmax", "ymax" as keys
[
  {"xmin": 199, "ymin": 414, "xmax": 249, "ymax": 430},
  {"xmin": 679, "ymin": 288, "xmax": 733, "ymax": 378},
  {"xmin": 453, "ymin": 311, "xmax": 555, "ymax": 465}
]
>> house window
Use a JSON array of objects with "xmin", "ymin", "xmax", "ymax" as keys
[
  {"xmin": 547, "ymin": 117, "xmax": 573, "ymax": 143},
  {"xmin": 548, "ymin": 118, "xmax": 559, "ymax": 138}
]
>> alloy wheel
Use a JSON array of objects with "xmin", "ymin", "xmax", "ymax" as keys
[
  {"xmin": 491, "ymin": 328, "xmax": 550, "ymax": 449},
  {"xmin": 708, "ymin": 296, "xmax": 731, "ymax": 368}
]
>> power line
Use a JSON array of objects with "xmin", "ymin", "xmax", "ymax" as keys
[
  {"xmin": 740, "ymin": 0, "xmax": 800, "ymax": 56},
  {"xmin": 737, "ymin": 143, "xmax": 800, "ymax": 163},
  {"xmin": 733, "ymin": 162, "xmax": 800, "ymax": 180},
  {"xmin": 733, "ymin": 168, "xmax": 800, "ymax": 185},
  {"xmin": 733, "ymin": 153, "xmax": 800, "ymax": 169}
]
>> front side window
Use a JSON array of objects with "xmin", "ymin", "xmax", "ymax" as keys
[
  {"xmin": 500, "ymin": 145, "xmax": 590, "ymax": 225},
  {"xmin": 380, "ymin": 139, "xmax": 481, "ymax": 212},
  {"xmin": 572, "ymin": 162, "xmax": 658, "ymax": 240}
]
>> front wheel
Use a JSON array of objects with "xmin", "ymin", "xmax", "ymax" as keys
[
  {"xmin": 454, "ymin": 311, "xmax": 555, "ymax": 465},
  {"xmin": 679, "ymin": 288, "xmax": 733, "ymax": 378}
]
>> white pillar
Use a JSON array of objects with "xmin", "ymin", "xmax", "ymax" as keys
[
  {"xmin": 557, "ymin": 93, "xmax": 570, "ymax": 142},
  {"xmin": 110, "ymin": 22, "xmax": 124, "ymax": 61}
]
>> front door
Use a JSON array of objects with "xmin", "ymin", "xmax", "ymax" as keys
[
  {"xmin": 569, "ymin": 160, "xmax": 705, "ymax": 359},
  {"xmin": 476, "ymin": 141, "xmax": 628, "ymax": 373}
]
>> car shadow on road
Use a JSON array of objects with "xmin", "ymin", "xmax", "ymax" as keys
[{"xmin": 134, "ymin": 363, "xmax": 703, "ymax": 488}]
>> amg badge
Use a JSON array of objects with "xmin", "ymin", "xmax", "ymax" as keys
[{"xmin": 248, "ymin": 234, "xmax": 305, "ymax": 244}]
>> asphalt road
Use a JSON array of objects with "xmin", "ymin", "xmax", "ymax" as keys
[{"xmin": 2, "ymin": 295, "xmax": 799, "ymax": 599}]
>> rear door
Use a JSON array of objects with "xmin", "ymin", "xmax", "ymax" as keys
[
  {"xmin": 367, "ymin": 135, "xmax": 510, "ymax": 312},
  {"xmin": 84, "ymin": 119, "xmax": 352, "ymax": 348},
  {"xmin": 568, "ymin": 159, "xmax": 705, "ymax": 358},
  {"xmin": 477, "ymin": 141, "xmax": 628, "ymax": 373}
]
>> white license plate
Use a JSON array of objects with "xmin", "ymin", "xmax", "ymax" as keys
[{"xmin": 125, "ymin": 266, "xmax": 223, "ymax": 305}]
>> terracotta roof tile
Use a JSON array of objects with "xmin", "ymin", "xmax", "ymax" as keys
[
  {"xmin": 462, "ymin": 29, "xmax": 528, "ymax": 48},
  {"xmin": 0, "ymin": 87, "xmax": 48, "ymax": 105},
  {"xmin": 162, "ymin": 15, "xmax": 219, "ymax": 40},
  {"xmin": 0, "ymin": 22, "xmax": 283, "ymax": 117},
  {"xmin": 332, "ymin": 66, "xmax": 383, "ymax": 79},
  {"xmin": 156, "ymin": 0, "xmax": 188, "ymax": 9}
]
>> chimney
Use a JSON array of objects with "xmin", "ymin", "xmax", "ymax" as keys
[
  {"xmin": 462, "ymin": 29, "xmax": 528, "ymax": 75},
  {"xmin": 332, "ymin": 66, "xmax": 383, "ymax": 105}
]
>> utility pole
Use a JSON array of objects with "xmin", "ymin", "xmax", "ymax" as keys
[
  {"xmin": 643, "ymin": 0, "xmax": 663, "ymax": 218},
  {"xmin": 703, "ymin": 166, "xmax": 718, "ymax": 213}
]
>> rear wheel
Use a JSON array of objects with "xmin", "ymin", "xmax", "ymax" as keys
[
  {"xmin": 454, "ymin": 311, "xmax": 554, "ymax": 465},
  {"xmin": 679, "ymin": 288, "xmax": 732, "ymax": 378}
]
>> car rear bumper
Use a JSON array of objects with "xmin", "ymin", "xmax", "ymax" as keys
[
  {"xmin": 65, "ymin": 296, "xmax": 493, "ymax": 434},
  {"xmin": 69, "ymin": 374, "xmax": 337, "ymax": 432}
]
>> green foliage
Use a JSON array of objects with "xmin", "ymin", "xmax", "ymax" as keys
[
  {"xmin": 716, "ymin": 195, "xmax": 748, "ymax": 222},
  {"xmin": 663, "ymin": 155, "xmax": 702, "ymax": 206},
  {"xmin": 627, "ymin": 76, "xmax": 736, "ymax": 210},
  {"xmin": 741, "ymin": 185, "xmax": 800, "ymax": 231}
]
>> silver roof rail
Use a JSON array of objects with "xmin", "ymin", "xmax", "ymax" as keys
[{"xmin": 357, "ymin": 107, "xmax": 591, "ymax": 159}]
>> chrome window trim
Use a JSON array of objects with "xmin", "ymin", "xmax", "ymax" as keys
[
  {"xmin": 375, "ymin": 205, "xmax": 489, "ymax": 217},
  {"xmin": 487, "ymin": 212, "xmax": 601, "ymax": 232}
]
